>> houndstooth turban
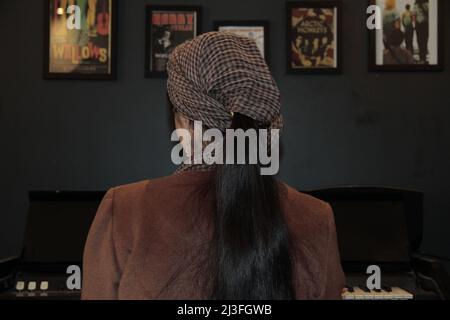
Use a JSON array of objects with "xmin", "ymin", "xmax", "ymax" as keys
[{"xmin": 166, "ymin": 32, "xmax": 283, "ymax": 131}]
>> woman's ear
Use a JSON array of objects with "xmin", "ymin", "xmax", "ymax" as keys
[{"xmin": 174, "ymin": 112, "xmax": 191, "ymax": 130}]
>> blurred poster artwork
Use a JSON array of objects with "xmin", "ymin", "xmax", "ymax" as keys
[
  {"xmin": 217, "ymin": 26, "xmax": 266, "ymax": 59},
  {"xmin": 374, "ymin": 0, "xmax": 440, "ymax": 67},
  {"xmin": 289, "ymin": 4, "xmax": 339, "ymax": 71},
  {"xmin": 146, "ymin": 6, "xmax": 201, "ymax": 77},
  {"xmin": 45, "ymin": 0, "xmax": 116, "ymax": 79}
]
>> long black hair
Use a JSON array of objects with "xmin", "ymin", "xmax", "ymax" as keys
[
  {"xmin": 168, "ymin": 97, "xmax": 294, "ymax": 299},
  {"xmin": 211, "ymin": 113, "xmax": 294, "ymax": 300}
]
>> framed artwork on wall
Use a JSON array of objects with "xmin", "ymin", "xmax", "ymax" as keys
[
  {"xmin": 286, "ymin": 1, "xmax": 342, "ymax": 74},
  {"xmin": 369, "ymin": 0, "xmax": 444, "ymax": 71},
  {"xmin": 44, "ymin": 0, "xmax": 117, "ymax": 80},
  {"xmin": 213, "ymin": 20, "xmax": 270, "ymax": 64},
  {"xmin": 145, "ymin": 5, "xmax": 202, "ymax": 78}
]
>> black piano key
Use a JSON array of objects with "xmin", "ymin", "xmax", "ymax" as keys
[
  {"xmin": 344, "ymin": 285, "xmax": 354, "ymax": 293},
  {"xmin": 359, "ymin": 286, "xmax": 371, "ymax": 293},
  {"xmin": 381, "ymin": 285, "xmax": 392, "ymax": 292}
]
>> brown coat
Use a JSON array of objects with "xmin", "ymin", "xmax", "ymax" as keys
[{"xmin": 81, "ymin": 170, "xmax": 345, "ymax": 300}]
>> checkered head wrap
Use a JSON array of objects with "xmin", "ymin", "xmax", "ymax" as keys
[{"xmin": 167, "ymin": 32, "xmax": 283, "ymax": 131}]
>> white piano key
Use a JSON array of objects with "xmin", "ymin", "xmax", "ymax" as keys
[
  {"xmin": 352, "ymin": 287, "xmax": 369, "ymax": 300},
  {"xmin": 391, "ymin": 287, "xmax": 414, "ymax": 300},
  {"xmin": 360, "ymin": 287, "xmax": 378, "ymax": 299},
  {"xmin": 341, "ymin": 290, "xmax": 355, "ymax": 300},
  {"xmin": 371, "ymin": 290, "xmax": 386, "ymax": 300},
  {"xmin": 380, "ymin": 290, "xmax": 394, "ymax": 299},
  {"xmin": 341, "ymin": 286, "xmax": 414, "ymax": 300}
]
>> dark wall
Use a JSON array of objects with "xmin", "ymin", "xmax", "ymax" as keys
[{"xmin": 1, "ymin": 0, "xmax": 449, "ymax": 259}]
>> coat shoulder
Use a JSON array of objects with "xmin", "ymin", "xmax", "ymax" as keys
[
  {"xmin": 280, "ymin": 183, "xmax": 333, "ymax": 225},
  {"xmin": 279, "ymin": 182, "xmax": 335, "ymax": 261}
]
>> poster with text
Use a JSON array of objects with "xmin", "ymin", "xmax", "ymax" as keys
[
  {"xmin": 287, "ymin": 2, "xmax": 341, "ymax": 74},
  {"xmin": 145, "ymin": 6, "xmax": 201, "ymax": 77},
  {"xmin": 45, "ymin": 0, "xmax": 116, "ymax": 80}
]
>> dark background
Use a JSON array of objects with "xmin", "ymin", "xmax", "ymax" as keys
[{"xmin": 0, "ymin": 0, "xmax": 449, "ymax": 260}]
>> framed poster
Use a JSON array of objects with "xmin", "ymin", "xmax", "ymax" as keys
[
  {"xmin": 213, "ymin": 20, "xmax": 270, "ymax": 64},
  {"xmin": 369, "ymin": 0, "xmax": 444, "ymax": 71},
  {"xmin": 286, "ymin": 1, "xmax": 342, "ymax": 74},
  {"xmin": 145, "ymin": 5, "xmax": 202, "ymax": 78},
  {"xmin": 44, "ymin": 0, "xmax": 117, "ymax": 80}
]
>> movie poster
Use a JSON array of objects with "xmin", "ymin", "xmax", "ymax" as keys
[
  {"xmin": 373, "ymin": 0, "xmax": 441, "ymax": 68},
  {"xmin": 289, "ymin": 6, "xmax": 339, "ymax": 71},
  {"xmin": 45, "ymin": 0, "xmax": 116, "ymax": 79},
  {"xmin": 146, "ymin": 6, "xmax": 201, "ymax": 77},
  {"xmin": 217, "ymin": 26, "xmax": 267, "ymax": 59}
]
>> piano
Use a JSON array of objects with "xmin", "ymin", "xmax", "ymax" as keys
[
  {"xmin": 0, "ymin": 191, "xmax": 105, "ymax": 300},
  {"xmin": 0, "ymin": 187, "xmax": 449, "ymax": 300},
  {"xmin": 306, "ymin": 186, "xmax": 450, "ymax": 300}
]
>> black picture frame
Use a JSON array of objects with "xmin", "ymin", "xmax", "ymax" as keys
[
  {"xmin": 213, "ymin": 20, "xmax": 271, "ymax": 65},
  {"xmin": 145, "ymin": 5, "xmax": 202, "ymax": 78},
  {"xmin": 368, "ymin": 0, "xmax": 444, "ymax": 72},
  {"xmin": 43, "ymin": 0, "xmax": 118, "ymax": 81},
  {"xmin": 286, "ymin": 1, "xmax": 343, "ymax": 74}
]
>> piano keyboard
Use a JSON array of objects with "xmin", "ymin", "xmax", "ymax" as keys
[{"xmin": 342, "ymin": 286, "xmax": 414, "ymax": 300}]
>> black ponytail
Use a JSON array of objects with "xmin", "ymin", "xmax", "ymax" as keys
[{"xmin": 211, "ymin": 113, "xmax": 294, "ymax": 300}]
